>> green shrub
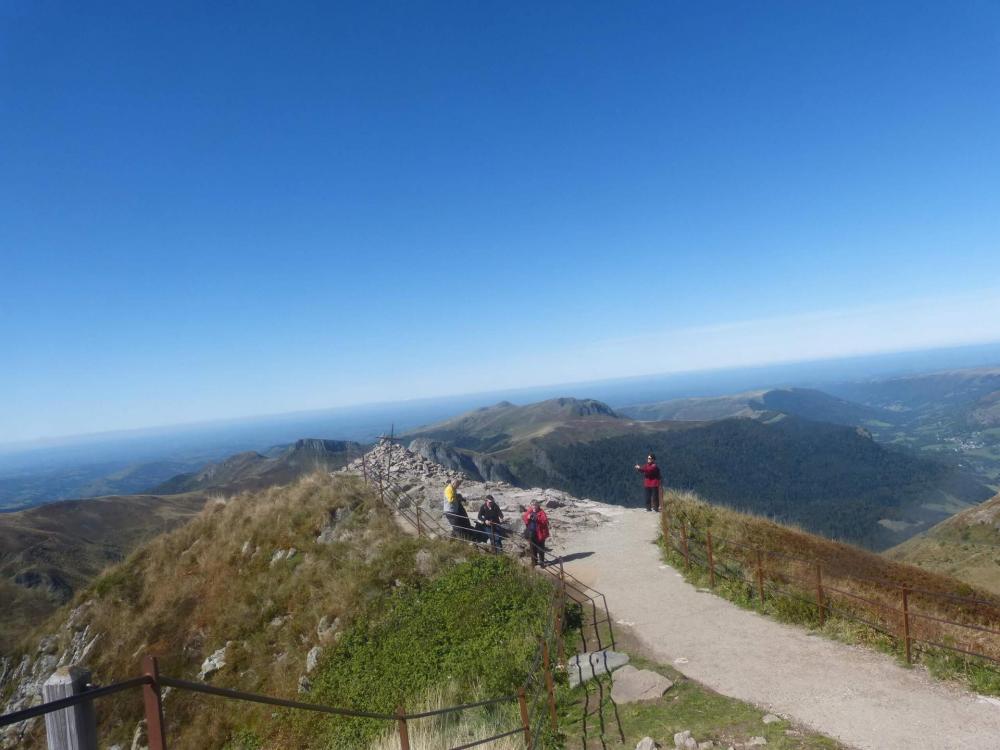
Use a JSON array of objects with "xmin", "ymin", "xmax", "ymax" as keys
[{"xmin": 305, "ymin": 555, "xmax": 552, "ymax": 747}]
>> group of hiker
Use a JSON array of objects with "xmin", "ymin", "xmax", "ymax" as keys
[
  {"xmin": 440, "ymin": 452, "xmax": 663, "ymax": 565},
  {"xmin": 443, "ymin": 478, "xmax": 551, "ymax": 564}
]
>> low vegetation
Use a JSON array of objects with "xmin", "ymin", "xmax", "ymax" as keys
[
  {"xmin": 660, "ymin": 490, "xmax": 1000, "ymax": 695},
  {"xmin": 13, "ymin": 473, "xmax": 553, "ymax": 749}
]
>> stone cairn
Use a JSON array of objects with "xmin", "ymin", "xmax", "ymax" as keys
[{"xmin": 339, "ymin": 439, "xmax": 623, "ymax": 558}]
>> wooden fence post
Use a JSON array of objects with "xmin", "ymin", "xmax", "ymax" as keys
[
  {"xmin": 815, "ymin": 563, "xmax": 825, "ymax": 626},
  {"xmin": 42, "ymin": 666, "xmax": 97, "ymax": 750},
  {"xmin": 901, "ymin": 587, "xmax": 912, "ymax": 665},
  {"xmin": 754, "ymin": 549, "xmax": 765, "ymax": 606},
  {"xmin": 396, "ymin": 705, "xmax": 410, "ymax": 750},
  {"xmin": 680, "ymin": 522, "xmax": 690, "ymax": 571},
  {"xmin": 543, "ymin": 641, "xmax": 558, "ymax": 732},
  {"xmin": 414, "ymin": 505, "xmax": 422, "ymax": 537},
  {"xmin": 142, "ymin": 655, "xmax": 167, "ymax": 750},
  {"xmin": 517, "ymin": 687, "xmax": 532, "ymax": 747},
  {"xmin": 706, "ymin": 529, "xmax": 716, "ymax": 588}
]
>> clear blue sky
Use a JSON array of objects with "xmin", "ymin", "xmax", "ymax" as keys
[{"xmin": 3, "ymin": 1, "xmax": 1000, "ymax": 442}]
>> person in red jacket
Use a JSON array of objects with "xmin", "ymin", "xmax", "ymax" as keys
[
  {"xmin": 522, "ymin": 499, "xmax": 550, "ymax": 567},
  {"xmin": 634, "ymin": 453, "xmax": 662, "ymax": 512}
]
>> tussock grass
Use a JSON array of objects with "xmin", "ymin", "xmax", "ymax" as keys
[
  {"xmin": 18, "ymin": 473, "xmax": 486, "ymax": 748},
  {"xmin": 366, "ymin": 684, "xmax": 524, "ymax": 750},
  {"xmin": 661, "ymin": 490, "xmax": 1000, "ymax": 694}
]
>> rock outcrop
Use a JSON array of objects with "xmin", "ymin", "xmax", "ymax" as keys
[{"xmin": 340, "ymin": 439, "xmax": 622, "ymax": 558}]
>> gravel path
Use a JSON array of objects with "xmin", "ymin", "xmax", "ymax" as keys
[{"xmin": 562, "ymin": 507, "xmax": 1000, "ymax": 750}]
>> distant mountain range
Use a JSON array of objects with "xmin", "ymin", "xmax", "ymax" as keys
[
  {"xmin": 406, "ymin": 396, "xmax": 995, "ymax": 550},
  {"xmin": 153, "ymin": 438, "xmax": 365, "ymax": 494}
]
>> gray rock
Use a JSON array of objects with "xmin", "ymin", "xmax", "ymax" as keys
[
  {"xmin": 415, "ymin": 549, "xmax": 435, "ymax": 576},
  {"xmin": 636, "ymin": 738, "xmax": 659, "ymax": 750},
  {"xmin": 298, "ymin": 676, "xmax": 311, "ymax": 693},
  {"xmin": 762, "ymin": 713, "xmax": 780, "ymax": 724},
  {"xmin": 747, "ymin": 738, "xmax": 767, "ymax": 747},
  {"xmin": 698, "ymin": 743, "xmax": 715, "ymax": 750},
  {"xmin": 568, "ymin": 650, "xmax": 630, "ymax": 687},
  {"xmin": 197, "ymin": 643, "xmax": 231, "ymax": 680},
  {"xmin": 674, "ymin": 730, "xmax": 692, "ymax": 748},
  {"xmin": 306, "ymin": 646, "xmax": 322, "ymax": 673},
  {"xmin": 611, "ymin": 665, "xmax": 673, "ymax": 703}
]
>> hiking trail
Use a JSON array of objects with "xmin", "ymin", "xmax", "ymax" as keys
[{"xmin": 563, "ymin": 507, "xmax": 1000, "ymax": 750}]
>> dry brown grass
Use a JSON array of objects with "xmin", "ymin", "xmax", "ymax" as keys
[
  {"xmin": 661, "ymin": 490, "xmax": 1000, "ymax": 675},
  {"xmin": 17, "ymin": 472, "xmax": 471, "ymax": 749}
]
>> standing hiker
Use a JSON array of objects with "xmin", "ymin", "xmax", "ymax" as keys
[
  {"xmin": 477, "ymin": 494, "xmax": 505, "ymax": 552},
  {"xmin": 443, "ymin": 478, "xmax": 472, "ymax": 538},
  {"xmin": 634, "ymin": 453, "xmax": 662, "ymax": 512},
  {"xmin": 522, "ymin": 499, "xmax": 550, "ymax": 567}
]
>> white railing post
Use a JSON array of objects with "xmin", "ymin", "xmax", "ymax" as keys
[{"xmin": 43, "ymin": 666, "xmax": 97, "ymax": 750}]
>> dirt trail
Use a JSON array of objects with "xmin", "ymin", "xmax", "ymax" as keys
[{"xmin": 562, "ymin": 507, "xmax": 1000, "ymax": 750}]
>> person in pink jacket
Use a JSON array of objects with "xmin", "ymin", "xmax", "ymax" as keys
[
  {"xmin": 522, "ymin": 499, "xmax": 550, "ymax": 567},
  {"xmin": 634, "ymin": 452, "xmax": 662, "ymax": 512}
]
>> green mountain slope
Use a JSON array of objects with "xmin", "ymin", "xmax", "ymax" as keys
[
  {"xmin": 885, "ymin": 492, "xmax": 1000, "ymax": 595},
  {"xmin": 408, "ymin": 398, "xmax": 994, "ymax": 550}
]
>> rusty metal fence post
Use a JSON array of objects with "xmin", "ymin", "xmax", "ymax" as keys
[
  {"xmin": 396, "ymin": 705, "xmax": 410, "ymax": 750},
  {"xmin": 542, "ymin": 641, "xmax": 558, "ymax": 732},
  {"xmin": 706, "ymin": 529, "xmax": 716, "ymax": 588},
  {"xmin": 517, "ymin": 687, "xmax": 532, "ymax": 747},
  {"xmin": 754, "ymin": 549, "xmax": 765, "ymax": 606},
  {"xmin": 142, "ymin": 655, "xmax": 167, "ymax": 750},
  {"xmin": 815, "ymin": 563, "xmax": 825, "ymax": 626},
  {"xmin": 414, "ymin": 505, "xmax": 422, "ymax": 537},
  {"xmin": 901, "ymin": 587, "xmax": 912, "ymax": 664}
]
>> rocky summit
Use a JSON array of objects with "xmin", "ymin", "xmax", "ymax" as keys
[{"xmin": 339, "ymin": 438, "xmax": 623, "ymax": 558}]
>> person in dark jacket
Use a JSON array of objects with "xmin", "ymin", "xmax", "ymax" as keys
[
  {"xmin": 476, "ymin": 494, "xmax": 505, "ymax": 552},
  {"xmin": 522, "ymin": 499, "xmax": 551, "ymax": 567},
  {"xmin": 634, "ymin": 453, "xmax": 662, "ymax": 512}
]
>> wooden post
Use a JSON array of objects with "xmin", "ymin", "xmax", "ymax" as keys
[
  {"xmin": 901, "ymin": 587, "xmax": 912, "ymax": 665},
  {"xmin": 543, "ymin": 640, "xmax": 558, "ymax": 732},
  {"xmin": 815, "ymin": 563, "xmax": 825, "ymax": 626},
  {"xmin": 414, "ymin": 505, "xmax": 422, "ymax": 537},
  {"xmin": 517, "ymin": 686, "xmax": 532, "ymax": 747},
  {"xmin": 555, "ymin": 608, "xmax": 565, "ymax": 665},
  {"xmin": 680, "ymin": 521, "xmax": 690, "ymax": 570},
  {"xmin": 754, "ymin": 549, "xmax": 765, "ymax": 606},
  {"xmin": 396, "ymin": 705, "xmax": 410, "ymax": 750},
  {"xmin": 42, "ymin": 666, "xmax": 97, "ymax": 750},
  {"xmin": 142, "ymin": 655, "xmax": 167, "ymax": 750},
  {"xmin": 706, "ymin": 529, "xmax": 716, "ymax": 588}
]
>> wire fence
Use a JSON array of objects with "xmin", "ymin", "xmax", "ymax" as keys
[{"xmin": 660, "ymin": 508, "xmax": 1000, "ymax": 669}]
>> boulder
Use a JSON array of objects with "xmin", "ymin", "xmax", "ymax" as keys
[
  {"xmin": 674, "ymin": 730, "xmax": 692, "ymax": 748},
  {"xmin": 568, "ymin": 649, "xmax": 630, "ymax": 687},
  {"xmin": 306, "ymin": 646, "xmax": 322, "ymax": 673},
  {"xmin": 761, "ymin": 713, "xmax": 780, "ymax": 724},
  {"xmin": 197, "ymin": 643, "xmax": 230, "ymax": 680},
  {"xmin": 636, "ymin": 738, "xmax": 659, "ymax": 750},
  {"xmin": 611, "ymin": 665, "xmax": 673, "ymax": 703}
]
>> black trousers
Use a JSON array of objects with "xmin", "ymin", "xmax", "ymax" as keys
[
  {"xmin": 530, "ymin": 539, "xmax": 546, "ymax": 566},
  {"xmin": 644, "ymin": 486, "xmax": 660, "ymax": 512}
]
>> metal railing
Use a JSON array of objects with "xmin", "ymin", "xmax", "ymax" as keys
[{"xmin": 660, "ymin": 508, "xmax": 1000, "ymax": 668}]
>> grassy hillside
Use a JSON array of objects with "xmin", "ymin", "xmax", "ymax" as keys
[
  {"xmin": 660, "ymin": 490, "xmax": 1000, "ymax": 693},
  {"xmin": 0, "ymin": 491, "xmax": 207, "ymax": 654},
  {"xmin": 5, "ymin": 473, "xmax": 552, "ymax": 749},
  {"xmin": 886, "ymin": 492, "xmax": 1000, "ymax": 595}
]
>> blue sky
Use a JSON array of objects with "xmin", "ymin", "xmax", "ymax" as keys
[{"xmin": 2, "ymin": 1, "xmax": 1000, "ymax": 442}]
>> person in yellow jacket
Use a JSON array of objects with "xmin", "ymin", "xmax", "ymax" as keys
[{"xmin": 443, "ymin": 478, "xmax": 471, "ymax": 538}]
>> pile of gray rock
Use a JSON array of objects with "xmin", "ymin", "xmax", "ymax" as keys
[{"xmin": 340, "ymin": 439, "xmax": 623, "ymax": 558}]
